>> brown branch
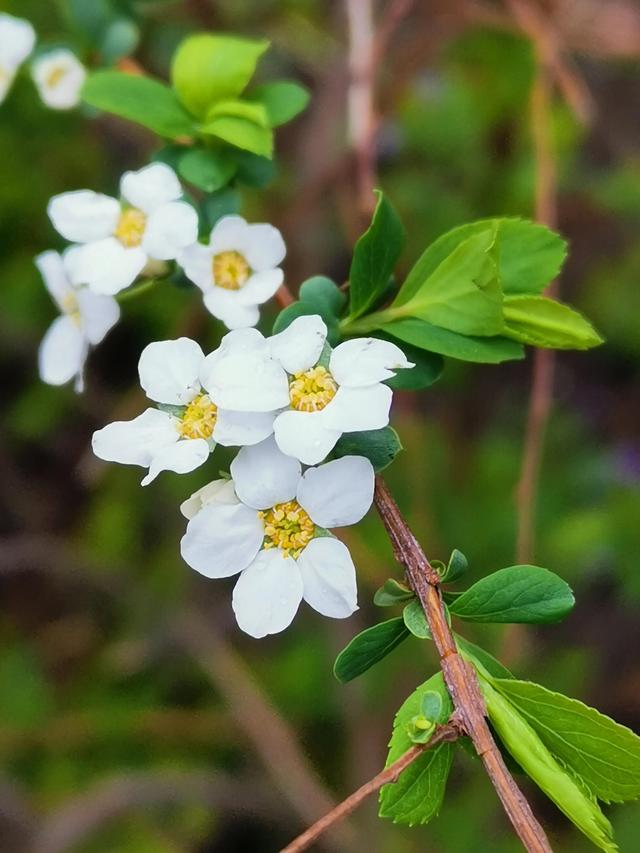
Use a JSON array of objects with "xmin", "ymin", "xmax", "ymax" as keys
[
  {"xmin": 374, "ymin": 477, "xmax": 553, "ymax": 852},
  {"xmin": 280, "ymin": 721, "xmax": 462, "ymax": 853}
]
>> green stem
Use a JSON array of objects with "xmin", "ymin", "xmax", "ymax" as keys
[
  {"xmin": 116, "ymin": 277, "xmax": 164, "ymax": 303},
  {"xmin": 340, "ymin": 306, "xmax": 404, "ymax": 335}
]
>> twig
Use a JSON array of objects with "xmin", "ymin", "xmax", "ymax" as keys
[
  {"xmin": 280, "ymin": 721, "xmax": 462, "ymax": 853},
  {"xmin": 373, "ymin": 477, "xmax": 553, "ymax": 852}
]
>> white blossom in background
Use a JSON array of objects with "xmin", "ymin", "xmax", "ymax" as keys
[
  {"xmin": 92, "ymin": 338, "xmax": 276, "ymax": 485},
  {"xmin": 47, "ymin": 163, "xmax": 199, "ymax": 296},
  {"xmin": 180, "ymin": 215, "xmax": 285, "ymax": 329},
  {"xmin": 36, "ymin": 250, "xmax": 120, "ymax": 392},
  {"xmin": 32, "ymin": 48, "xmax": 86, "ymax": 110},
  {"xmin": 200, "ymin": 316, "xmax": 414, "ymax": 465},
  {"xmin": 180, "ymin": 437, "xmax": 374, "ymax": 638},
  {"xmin": 0, "ymin": 13, "xmax": 36, "ymax": 104}
]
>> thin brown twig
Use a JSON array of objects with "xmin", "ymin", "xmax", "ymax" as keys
[
  {"xmin": 280, "ymin": 721, "xmax": 462, "ymax": 853},
  {"xmin": 373, "ymin": 477, "xmax": 553, "ymax": 852}
]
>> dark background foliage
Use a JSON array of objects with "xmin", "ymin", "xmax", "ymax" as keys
[{"xmin": 1, "ymin": 0, "xmax": 639, "ymax": 850}]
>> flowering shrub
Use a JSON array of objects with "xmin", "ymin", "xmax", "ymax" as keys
[{"xmin": 7, "ymin": 10, "xmax": 640, "ymax": 853}]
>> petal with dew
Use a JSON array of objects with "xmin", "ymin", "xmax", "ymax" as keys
[
  {"xmin": 273, "ymin": 409, "xmax": 341, "ymax": 466},
  {"xmin": 298, "ymin": 537, "xmax": 358, "ymax": 618},
  {"xmin": 322, "ymin": 384, "xmax": 392, "ymax": 433},
  {"xmin": 230, "ymin": 437, "xmax": 301, "ymax": 510},
  {"xmin": 269, "ymin": 314, "xmax": 327, "ymax": 375},
  {"xmin": 297, "ymin": 455, "xmax": 374, "ymax": 528},
  {"xmin": 232, "ymin": 549, "xmax": 303, "ymax": 638},
  {"xmin": 330, "ymin": 338, "xmax": 414, "ymax": 387},
  {"xmin": 181, "ymin": 501, "xmax": 263, "ymax": 579}
]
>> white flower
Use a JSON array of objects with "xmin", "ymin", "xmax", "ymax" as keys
[
  {"xmin": 92, "ymin": 338, "xmax": 277, "ymax": 486},
  {"xmin": 47, "ymin": 163, "xmax": 199, "ymax": 296},
  {"xmin": 0, "ymin": 13, "xmax": 36, "ymax": 104},
  {"xmin": 180, "ymin": 437, "xmax": 374, "ymax": 638},
  {"xmin": 36, "ymin": 250, "xmax": 119, "ymax": 392},
  {"xmin": 199, "ymin": 316, "xmax": 414, "ymax": 465},
  {"xmin": 32, "ymin": 48, "xmax": 86, "ymax": 110},
  {"xmin": 180, "ymin": 215, "xmax": 285, "ymax": 330}
]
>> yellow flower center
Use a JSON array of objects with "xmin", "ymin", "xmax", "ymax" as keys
[
  {"xmin": 212, "ymin": 250, "xmax": 250, "ymax": 290},
  {"xmin": 289, "ymin": 366, "xmax": 338, "ymax": 413},
  {"xmin": 259, "ymin": 500, "xmax": 315, "ymax": 559},
  {"xmin": 115, "ymin": 208, "xmax": 147, "ymax": 248},
  {"xmin": 46, "ymin": 65, "xmax": 67, "ymax": 88},
  {"xmin": 179, "ymin": 394, "xmax": 218, "ymax": 440}
]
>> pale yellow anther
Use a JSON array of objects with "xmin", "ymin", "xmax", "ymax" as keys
[
  {"xmin": 258, "ymin": 500, "xmax": 315, "ymax": 559},
  {"xmin": 115, "ymin": 208, "xmax": 146, "ymax": 248},
  {"xmin": 212, "ymin": 250, "xmax": 250, "ymax": 290},
  {"xmin": 289, "ymin": 365, "xmax": 337, "ymax": 413},
  {"xmin": 45, "ymin": 65, "xmax": 67, "ymax": 88},
  {"xmin": 179, "ymin": 394, "xmax": 218, "ymax": 440}
]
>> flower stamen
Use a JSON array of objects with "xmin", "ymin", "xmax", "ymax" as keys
[
  {"xmin": 115, "ymin": 208, "xmax": 146, "ymax": 248},
  {"xmin": 212, "ymin": 250, "xmax": 250, "ymax": 290},
  {"xmin": 45, "ymin": 65, "xmax": 67, "ymax": 88},
  {"xmin": 259, "ymin": 500, "xmax": 314, "ymax": 559},
  {"xmin": 289, "ymin": 366, "xmax": 337, "ymax": 413},
  {"xmin": 179, "ymin": 394, "xmax": 218, "ymax": 440}
]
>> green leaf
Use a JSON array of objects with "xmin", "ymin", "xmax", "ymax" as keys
[
  {"xmin": 82, "ymin": 71, "xmax": 196, "ymax": 138},
  {"xmin": 403, "ymin": 599, "xmax": 432, "ymax": 639},
  {"xmin": 178, "ymin": 147, "xmax": 236, "ymax": 191},
  {"xmin": 333, "ymin": 426, "xmax": 402, "ymax": 472},
  {"xmin": 382, "ymin": 317, "xmax": 524, "ymax": 364},
  {"xmin": 206, "ymin": 98, "xmax": 269, "ymax": 127},
  {"xmin": 503, "ymin": 295, "xmax": 604, "ymax": 349},
  {"xmin": 376, "ymin": 334, "xmax": 444, "ymax": 390},
  {"xmin": 493, "ymin": 678, "xmax": 640, "ymax": 804},
  {"xmin": 334, "ymin": 618, "xmax": 409, "ymax": 683},
  {"xmin": 439, "ymin": 548, "xmax": 468, "ymax": 583},
  {"xmin": 247, "ymin": 80, "xmax": 310, "ymax": 126},
  {"xmin": 203, "ymin": 187, "xmax": 242, "ymax": 227},
  {"xmin": 421, "ymin": 691, "xmax": 444, "ymax": 722},
  {"xmin": 232, "ymin": 150, "xmax": 277, "ymax": 188},
  {"xmin": 379, "ymin": 672, "xmax": 454, "ymax": 825},
  {"xmin": 201, "ymin": 115, "xmax": 273, "ymax": 158},
  {"xmin": 455, "ymin": 635, "xmax": 514, "ymax": 680},
  {"xmin": 272, "ymin": 277, "xmax": 346, "ymax": 345},
  {"xmin": 99, "ymin": 17, "xmax": 140, "ymax": 63},
  {"xmin": 348, "ymin": 190, "xmax": 405, "ymax": 320},
  {"xmin": 395, "ymin": 218, "xmax": 566, "ymax": 305},
  {"xmin": 396, "ymin": 227, "xmax": 504, "ymax": 336},
  {"xmin": 449, "ymin": 565, "xmax": 575, "ymax": 624},
  {"xmin": 480, "ymin": 677, "xmax": 616, "ymax": 853},
  {"xmin": 498, "ymin": 219, "xmax": 567, "ymax": 295},
  {"xmin": 374, "ymin": 578, "xmax": 414, "ymax": 607},
  {"xmin": 171, "ymin": 34, "xmax": 269, "ymax": 118}
]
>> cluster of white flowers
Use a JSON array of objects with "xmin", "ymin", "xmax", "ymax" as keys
[
  {"xmin": 38, "ymin": 161, "xmax": 288, "ymax": 389},
  {"xmin": 91, "ymin": 315, "xmax": 414, "ymax": 636},
  {"xmin": 0, "ymin": 13, "xmax": 85, "ymax": 109}
]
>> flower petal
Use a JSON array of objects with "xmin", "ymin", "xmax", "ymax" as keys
[
  {"xmin": 92, "ymin": 408, "xmax": 178, "ymax": 467},
  {"xmin": 179, "ymin": 243, "xmax": 213, "ymax": 292},
  {"xmin": 202, "ymin": 288, "xmax": 260, "ymax": 330},
  {"xmin": 322, "ymin": 384, "xmax": 392, "ymax": 432},
  {"xmin": 269, "ymin": 315, "xmax": 327, "ymax": 375},
  {"xmin": 244, "ymin": 223, "xmax": 286, "ymax": 271},
  {"xmin": 142, "ymin": 201, "xmax": 199, "ymax": 261},
  {"xmin": 138, "ymin": 338, "xmax": 204, "ymax": 405},
  {"xmin": 230, "ymin": 437, "xmax": 301, "ymax": 510},
  {"xmin": 120, "ymin": 163, "xmax": 182, "ymax": 213},
  {"xmin": 32, "ymin": 49, "xmax": 86, "ymax": 110},
  {"xmin": 330, "ymin": 338, "xmax": 414, "ymax": 387},
  {"xmin": 236, "ymin": 269, "xmax": 284, "ymax": 306},
  {"xmin": 201, "ymin": 334, "xmax": 289, "ymax": 412},
  {"xmin": 273, "ymin": 410, "xmax": 341, "ymax": 466},
  {"xmin": 209, "ymin": 215, "xmax": 249, "ymax": 253},
  {"xmin": 180, "ymin": 478, "xmax": 239, "ymax": 520},
  {"xmin": 65, "ymin": 239, "xmax": 147, "ymax": 295},
  {"xmin": 35, "ymin": 251, "xmax": 73, "ymax": 311},
  {"xmin": 38, "ymin": 315, "xmax": 86, "ymax": 387},
  {"xmin": 0, "ymin": 14, "xmax": 36, "ymax": 68},
  {"xmin": 47, "ymin": 191, "xmax": 120, "ymax": 243},
  {"xmin": 181, "ymin": 502, "xmax": 263, "ymax": 579},
  {"xmin": 297, "ymin": 537, "xmax": 358, "ymax": 618},
  {"xmin": 143, "ymin": 437, "xmax": 210, "ymax": 486},
  {"xmin": 213, "ymin": 408, "xmax": 276, "ymax": 447},
  {"xmin": 76, "ymin": 289, "xmax": 120, "ymax": 345},
  {"xmin": 232, "ymin": 550, "xmax": 303, "ymax": 638},
  {"xmin": 297, "ymin": 455, "xmax": 374, "ymax": 528}
]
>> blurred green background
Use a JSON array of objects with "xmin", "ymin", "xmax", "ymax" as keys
[{"xmin": 1, "ymin": 0, "xmax": 640, "ymax": 851}]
